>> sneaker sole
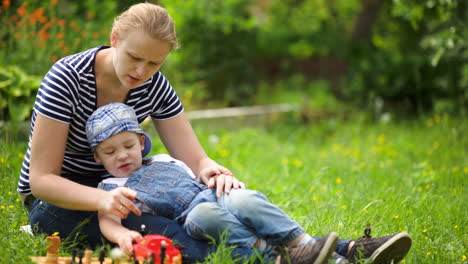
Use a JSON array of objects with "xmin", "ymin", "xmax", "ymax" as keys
[
  {"xmin": 314, "ymin": 232, "xmax": 338, "ymax": 264},
  {"xmin": 369, "ymin": 232, "xmax": 412, "ymax": 264}
]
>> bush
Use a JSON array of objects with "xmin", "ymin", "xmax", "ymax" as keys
[{"xmin": 0, "ymin": 65, "xmax": 41, "ymax": 121}]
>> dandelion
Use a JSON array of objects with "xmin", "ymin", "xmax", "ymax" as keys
[
  {"xmin": 423, "ymin": 229, "xmax": 428, "ymax": 233},
  {"xmin": 454, "ymin": 225, "xmax": 458, "ymax": 229},
  {"xmin": 341, "ymin": 205, "xmax": 347, "ymax": 209},
  {"xmin": 8, "ymin": 205, "xmax": 14, "ymax": 209},
  {"xmin": 451, "ymin": 167, "xmax": 459, "ymax": 173},
  {"xmin": 378, "ymin": 134, "xmax": 385, "ymax": 144},
  {"xmin": 18, "ymin": 152, "xmax": 25, "ymax": 159},
  {"xmin": 332, "ymin": 144, "xmax": 341, "ymax": 152},
  {"xmin": 425, "ymin": 184, "xmax": 431, "ymax": 189},
  {"xmin": 335, "ymin": 177, "xmax": 342, "ymax": 184},
  {"xmin": 393, "ymin": 215, "xmax": 399, "ymax": 219},
  {"xmin": 464, "ymin": 167, "xmax": 468, "ymax": 174},
  {"xmin": 219, "ymin": 149, "xmax": 229, "ymax": 158},
  {"xmin": 292, "ymin": 159, "xmax": 303, "ymax": 168},
  {"xmin": 462, "ymin": 255, "xmax": 466, "ymax": 261},
  {"xmin": 0, "ymin": 158, "xmax": 5, "ymax": 163},
  {"xmin": 0, "ymin": 205, "xmax": 5, "ymax": 209}
]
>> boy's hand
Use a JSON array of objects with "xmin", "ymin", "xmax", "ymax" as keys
[
  {"xmin": 98, "ymin": 187, "xmax": 142, "ymax": 218},
  {"xmin": 117, "ymin": 230, "xmax": 142, "ymax": 256}
]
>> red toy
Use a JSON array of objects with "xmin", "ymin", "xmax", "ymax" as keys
[{"xmin": 132, "ymin": 234, "xmax": 182, "ymax": 264}]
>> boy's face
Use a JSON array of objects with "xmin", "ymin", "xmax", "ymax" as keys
[{"xmin": 94, "ymin": 131, "xmax": 145, "ymax": 178}]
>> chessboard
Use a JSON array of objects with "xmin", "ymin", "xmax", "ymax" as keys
[{"xmin": 30, "ymin": 236, "xmax": 128, "ymax": 264}]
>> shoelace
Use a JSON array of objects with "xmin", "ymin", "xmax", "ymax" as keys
[{"xmin": 356, "ymin": 226, "xmax": 372, "ymax": 242}]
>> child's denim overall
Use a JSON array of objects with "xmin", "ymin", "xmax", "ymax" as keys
[{"xmin": 100, "ymin": 161, "xmax": 307, "ymax": 248}]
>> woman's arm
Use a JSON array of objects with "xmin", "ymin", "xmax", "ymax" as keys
[
  {"xmin": 29, "ymin": 113, "xmax": 141, "ymax": 217},
  {"xmin": 153, "ymin": 112, "xmax": 245, "ymax": 196}
]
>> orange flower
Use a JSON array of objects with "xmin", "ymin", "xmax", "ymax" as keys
[
  {"xmin": 58, "ymin": 41, "xmax": 65, "ymax": 48},
  {"xmin": 86, "ymin": 12, "xmax": 94, "ymax": 19},
  {"xmin": 17, "ymin": 2, "xmax": 27, "ymax": 16},
  {"xmin": 43, "ymin": 22, "xmax": 52, "ymax": 30},
  {"xmin": 2, "ymin": 0, "xmax": 10, "ymax": 9},
  {"xmin": 16, "ymin": 20, "xmax": 24, "ymax": 29},
  {"xmin": 50, "ymin": 0, "xmax": 58, "ymax": 6},
  {"xmin": 56, "ymin": 32, "xmax": 65, "ymax": 39},
  {"xmin": 81, "ymin": 30, "xmax": 88, "ymax": 37},
  {"xmin": 38, "ymin": 29, "xmax": 49, "ymax": 41},
  {"xmin": 58, "ymin": 19, "xmax": 66, "ymax": 27},
  {"xmin": 92, "ymin": 32, "xmax": 99, "ymax": 39},
  {"xmin": 50, "ymin": 55, "xmax": 59, "ymax": 62}
]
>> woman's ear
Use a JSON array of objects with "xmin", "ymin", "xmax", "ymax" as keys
[
  {"xmin": 94, "ymin": 152, "xmax": 102, "ymax": 163},
  {"xmin": 110, "ymin": 31, "xmax": 119, "ymax": 47}
]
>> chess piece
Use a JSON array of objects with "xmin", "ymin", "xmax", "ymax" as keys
[
  {"xmin": 84, "ymin": 249, "xmax": 93, "ymax": 264},
  {"xmin": 99, "ymin": 248, "xmax": 106, "ymax": 264},
  {"xmin": 159, "ymin": 244, "xmax": 166, "ymax": 264},
  {"xmin": 78, "ymin": 250, "xmax": 84, "ymax": 264},
  {"xmin": 45, "ymin": 236, "xmax": 60, "ymax": 264}
]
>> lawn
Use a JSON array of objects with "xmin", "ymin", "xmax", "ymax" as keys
[{"xmin": 0, "ymin": 113, "xmax": 466, "ymax": 263}]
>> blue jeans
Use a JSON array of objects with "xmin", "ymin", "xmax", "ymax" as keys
[
  {"xmin": 27, "ymin": 199, "xmax": 221, "ymax": 263},
  {"xmin": 184, "ymin": 188, "xmax": 305, "ymax": 247}
]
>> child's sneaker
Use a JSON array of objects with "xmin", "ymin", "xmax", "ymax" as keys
[
  {"xmin": 329, "ymin": 252, "xmax": 350, "ymax": 264},
  {"xmin": 276, "ymin": 232, "xmax": 338, "ymax": 264},
  {"xmin": 346, "ymin": 227, "xmax": 412, "ymax": 264}
]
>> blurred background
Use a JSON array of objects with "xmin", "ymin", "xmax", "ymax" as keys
[{"xmin": 1, "ymin": 0, "xmax": 467, "ymax": 123}]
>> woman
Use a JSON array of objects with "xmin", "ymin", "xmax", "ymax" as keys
[{"xmin": 17, "ymin": 3, "xmax": 244, "ymax": 262}]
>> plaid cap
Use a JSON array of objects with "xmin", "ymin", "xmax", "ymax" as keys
[{"xmin": 86, "ymin": 103, "xmax": 152, "ymax": 157}]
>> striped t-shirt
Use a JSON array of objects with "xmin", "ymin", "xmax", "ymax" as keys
[{"xmin": 17, "ymin": 46, "xmax": 184, "ymax": 195}]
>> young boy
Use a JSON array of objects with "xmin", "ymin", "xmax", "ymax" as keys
[{"xmin": 86, "ymin": 103, "xmax": 411, "ymax": 264}]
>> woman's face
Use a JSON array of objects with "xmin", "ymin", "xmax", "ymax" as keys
[{"xmin": 111, "ymin": 29, "xmax": 171, "ymax": 89}]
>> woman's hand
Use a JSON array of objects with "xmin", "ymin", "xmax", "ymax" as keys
[
  {"xmin": 199, "ymin": 164, "xmax": 246, "ymax": 197},
  {"xmin": 116, "ymin": 230, "xmax": 142, "ymax": 256},
  {"xmin": 98, "ymin": 187, "xmax": 141, "ymax": 218}
]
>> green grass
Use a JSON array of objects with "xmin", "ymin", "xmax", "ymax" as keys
[{"xmin": 1, "ymin": 113, "xmax": 467, "ymax": 263}]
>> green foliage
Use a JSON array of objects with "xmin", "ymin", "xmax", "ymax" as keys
[
  {"xmin": 0, "ymin": 65, "xmax": 41, "ymax": 121},
  {"xmin": 256, "ymin": 0, "xmax": 360, "ymax": 58},
  {"xmin": 345, "ymin": 0, "xmax": 468, "ymax": 113},
  {"xmin": 163, "ymin": 0, "xmax": 259, "ymax": 106}
]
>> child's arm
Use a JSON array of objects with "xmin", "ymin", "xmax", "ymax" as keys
[{"xmin": 98, "ymin": 212, "xmax": 142, "ymax": 256}]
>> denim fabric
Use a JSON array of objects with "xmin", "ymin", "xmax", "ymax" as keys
[
  {"xmin": 183, "ymin": 189, "xmax": 305, "ymax": 247},
  {"xmin": 28, "ymin": 199, "xmax": 103, "ymax": 248},
  {"xmin": 124, "ymin": 161, "xmax": 207, "ymax": 222}
]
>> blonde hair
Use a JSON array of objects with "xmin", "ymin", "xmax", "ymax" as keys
[{"xmin": 112, "ymin": 3, "xmax": 179, "ymax": 50}]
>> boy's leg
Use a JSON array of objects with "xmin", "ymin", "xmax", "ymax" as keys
[
  {"xmin": 184, "ymin": 202, "xmax": 260, "ymax": 248},
  {"xmin": 218, "ymin": 189, "xmax": 305, "ymax": 245}
]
